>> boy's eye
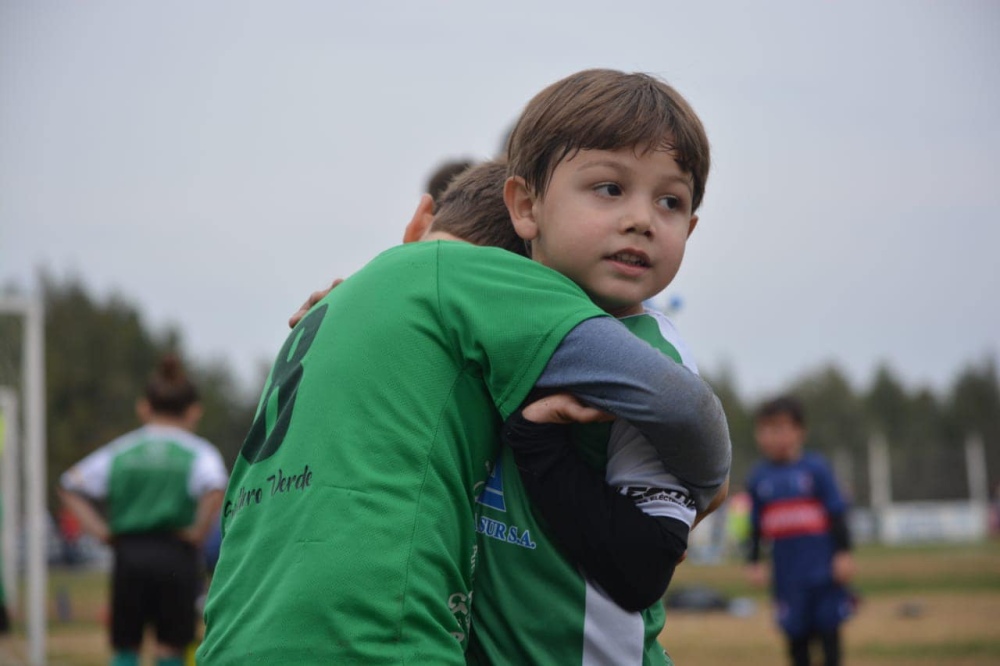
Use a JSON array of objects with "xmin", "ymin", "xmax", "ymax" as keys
[
  {"xmin": 658, "ymin": 195, "xmax": 681, "ymax": 210},
  {"xmin": 594, "ymin": 183, "xmax": 623, "ymax": 197}
]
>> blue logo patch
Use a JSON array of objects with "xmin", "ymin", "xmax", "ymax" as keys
[
  {"xmin": 477, "ymin": 457, "xmax": 506, "ymax": 512},
  {"xmin": 477, "ymin": 516, "xmax": 537, "ymax": 549}
]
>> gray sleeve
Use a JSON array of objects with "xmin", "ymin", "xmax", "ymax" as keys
[{"xmin": 536, "ymin": 317, "xmax": 731, "ymax": 512}]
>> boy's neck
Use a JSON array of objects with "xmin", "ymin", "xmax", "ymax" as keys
[
  {"xmin": 607, "ymin": 303, "xmax": 646, "ymax": 318},
  {"xmin": 143, "ymin": 416, "xmax": 191, "ymax": 430},
  {"xmin": 422, "ymin": 230, "xmax": 466, "ymax": 243}
]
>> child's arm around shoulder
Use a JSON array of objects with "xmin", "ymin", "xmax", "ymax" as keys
[
  {"xmin": 505, "ymin": 393, "xmax": 693, "ymax": 612},
  {"xmin": 535, "ymin": 317, "xmax": 731, "ymax": 512}
]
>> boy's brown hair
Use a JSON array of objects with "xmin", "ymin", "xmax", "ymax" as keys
[
  {"xmin": 505, "ymin": 69, "xmax": 710, "ymax": 212},
  {"xmin": 424, "ymin": 158, "xmax": 475, "ymax": 209},
  {"xmin": 430, "ymin": 160, "xmax": 528, "ymax": 257}
]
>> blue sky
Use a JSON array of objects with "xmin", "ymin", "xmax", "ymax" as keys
[{"xmin": 2, "ymin": 0, "xmax": 998, "ymax": 398}]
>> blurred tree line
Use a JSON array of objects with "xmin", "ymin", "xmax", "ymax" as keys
[
  {"xmin": 705, "ymin": 361, "xmax": 1000, "ymax": 506},
  {"xmin": 1, "ymin": 274, "xmax": 998, "ymax": 509},
  {"xmin": 0, "ymin": 274, "xmax": 259, "ymax": 508}
]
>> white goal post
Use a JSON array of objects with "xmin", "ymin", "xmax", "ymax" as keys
[{"xmin": 0, "ymin": 295, "xmax": 47, "ymax": 666}]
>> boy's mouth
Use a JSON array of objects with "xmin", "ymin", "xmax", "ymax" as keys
[{"xmin": 606, "ymin": 250, "xmax": 650, "ymax": 268}]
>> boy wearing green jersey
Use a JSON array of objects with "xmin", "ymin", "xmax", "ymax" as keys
[
  {"xmin": 61, "ymin": 356, "xmax": 227, "ymax": 666},
  {"xmin": 467, "ymin": 69, "xmax": 728, "ymax": 665},
  {"xmin": 199, "ymin": 150, "xmax": 729, "ymax": 662}
]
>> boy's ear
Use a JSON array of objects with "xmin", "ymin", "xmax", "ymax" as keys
[
  {"xmin": 686, "ymin": 214, "xmax": 699, "ymax": 238},
  {"xmin": 504, "ymin": 176, "xmax": 539, "ymax": 242},
  {"xmin": 403, "ymin": 193, "xmax": 436, "ymax": 244}
]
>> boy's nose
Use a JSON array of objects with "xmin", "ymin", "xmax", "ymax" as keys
[{"xmin": 621, "ymin": 203, "xmax": 654, "ymax": 237}]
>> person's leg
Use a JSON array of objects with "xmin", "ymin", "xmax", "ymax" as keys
[
  {"xmin": 814, "ymin": 582, "xmax": 851, "ymax": 666},
  {"xmin": 819, "ymin": 628, "xmax": 841, "ymax": 666},
  {"xmin": 788, "ymin": 634, "xmax": 811, "ymax": 666},
  {"xmin": 777, "ymin": 586, "xmax": 810, "ymax": 666},
  {"xmin": 153, "ymin": 538, "xmax": 199, "ymax": 666},
  {"xmin": 109, "ymin": 542, "xmax": 145, "ymax": 666}
]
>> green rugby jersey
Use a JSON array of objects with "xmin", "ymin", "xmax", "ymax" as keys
[
  {"xmin": 198, "ymin": 241, "xmax": 605, "ymax": 665},
  {"xmin": 60, "ymin": 425, "xmax": 228, "ymax": 535},
  {"xmin": 468, "ymin": 310, "xmax": 698, "ymax": 666}
]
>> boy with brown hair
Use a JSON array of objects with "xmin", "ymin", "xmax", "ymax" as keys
[
  {"xmin": 201, "ymin": 144, "xmax": 728, "ymax": 663},
  {"xmin": 467, "ymin": 69, "xmax": 726, "ymax": 665},
  {"xmin": 407, "ymin": 160, "xmax": 526, "ymax": 256},
  {"xmin": 425, "ymin": 158, "xmax": 475, "ymax": 208}
]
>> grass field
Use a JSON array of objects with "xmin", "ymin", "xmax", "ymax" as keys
[
  {"xmin": 2, "ymin": 540, "xmax": 999, "ymax": 665},
  {"xmin": 663, "ymin": 540, "xmax": 1000, "ymax": 665}
]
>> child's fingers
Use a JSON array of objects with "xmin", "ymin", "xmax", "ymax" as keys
[
  {"xmin": 288, "ymin": 279, "xmax": 344, "ymax": 328},
  {"xmin": 565, "ymin": 403, "xmax": 615, "ymax": 423},
  {"xmin": 522, "ymin": 393, "xmax": 613, "ymax": 424}
]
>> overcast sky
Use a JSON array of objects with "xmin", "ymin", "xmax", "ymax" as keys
[{"xmin": 2, "ymin": 0, "xmax": 998, "ymax": 400}]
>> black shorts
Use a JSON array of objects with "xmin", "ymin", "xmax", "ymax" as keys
[{"xmin": 111, "ymin": 533, "xmax": 199, "ymax": 650}]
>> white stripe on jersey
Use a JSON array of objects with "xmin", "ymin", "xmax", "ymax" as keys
[
  {"xmin": 60, "ymin": 425, "xmax": 227, "ymax": 499},
  {"xmin": 582, "ymin": 579, "xmax": 645, "ymax": 665}
]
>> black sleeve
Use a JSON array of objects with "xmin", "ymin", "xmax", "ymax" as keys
[
  {"xmin": 830, "ymin": 512, "xmax": 852, "ymax": 553},
  {"xmin": 503, "ymin": 409, "xmax": 689, "ymax": 612}
]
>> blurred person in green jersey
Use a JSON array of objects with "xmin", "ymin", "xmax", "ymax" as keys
[{"xmin": 60, "ymin": 355, "xmax": 228, "ymax": 666}]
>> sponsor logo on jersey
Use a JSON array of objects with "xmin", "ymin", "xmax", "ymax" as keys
[
  {"xmin": 476, "ymin": 457, "xmax": 506, "ymax": 512},
  {"xmin": 447, "ymin": 590, "xmax": 472, "ymax": 645},
  {"xmin": 620, "ymin": 486, "xmax": 696, "ymax": 511},
  {"xmin": 222, "ymin": 463, "xmax": 313, "ymax": 521},
  {"xmin": 760, "ymin": 497, "xmax": 829, "ymax": 539},
  {"xmin": 476, "ymin": 515, "xmax": 537, "ymax": 549}
]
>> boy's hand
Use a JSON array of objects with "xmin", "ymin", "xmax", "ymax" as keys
[
  {"xmin": 288, "ymin": 278, "xmax": 343, "ymax": 328},
  {"xmin": 746, "ymin": 562, "xmax": 768, "ymax": 588},
  {"xmin": 832, "ymin": 551, "xmax": 856, "ymax": 584},
  {"xmin": 522, "ymin": 393, "xmax": 614, "ymax": 425}
]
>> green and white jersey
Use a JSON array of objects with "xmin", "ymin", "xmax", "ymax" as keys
[
  {"xmin": 198, "ymin": 241, "xmax": 605, "ymax": 666},
  {"xmin": 469, "ymin": 309, "xmax": 697, "ymax": 666},
  {"xmin": 60, "ymin": 424, "xmax": 228, "ymax": 535}
]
